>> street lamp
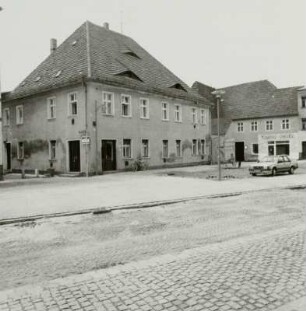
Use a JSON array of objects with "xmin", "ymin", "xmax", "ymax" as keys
[{"xmin": 211, "ymin": 89, "xmax": 225, "ymax": 181}]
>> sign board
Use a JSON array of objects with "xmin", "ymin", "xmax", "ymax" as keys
[{"xmin": 81, "ymin": 136, "xmax": 90, "ymax": 144}]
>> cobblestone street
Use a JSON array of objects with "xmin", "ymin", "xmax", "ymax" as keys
[{"xmin": 0, "ymin": 186, "xmax": 305, "ymax": 310}]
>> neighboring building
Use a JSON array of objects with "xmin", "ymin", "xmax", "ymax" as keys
[
  {"xmin": 1, "ymin": 21, "xmax": 212, "ymax": 174},
  {"xmin": 193, "ymin": 80, "xmax": 305, "ymax": 163}
]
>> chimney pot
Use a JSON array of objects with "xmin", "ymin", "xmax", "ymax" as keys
[
  {"xmin": 50, "ymin": 38, "xmax": 57, "ymax": 54},
  {"xmin": 103, "ymin": 22, "xmax": 109, "ymax": 30}
]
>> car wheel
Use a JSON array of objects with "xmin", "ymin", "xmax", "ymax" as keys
[
  {"xmin": 271, "ymin": 168, "xmax": 277, "ymax": 176},
  {"xmin": 251, "ymin": 173, "xmax": 257, "ymax": 176},
  {"xmin": 289, "ymin": 166, "xmax": 294, "ymax": 174}
]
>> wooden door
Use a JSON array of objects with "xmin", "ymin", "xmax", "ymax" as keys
[
  {"xmin": 69, "ymin": 141, "xmax": 80, "ymax": 172},
  {"xmin": 101, "ymin": 140, "xmax": 116, "ymax": 171}
]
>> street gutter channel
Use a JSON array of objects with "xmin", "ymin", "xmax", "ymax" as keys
[{"xmin": 0, "ymin": 184, "xmax": 305, "ymax": 227}]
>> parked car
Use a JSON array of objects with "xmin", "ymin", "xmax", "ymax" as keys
[{"xmin": 249, "ymin": 155, "xmax": 298, "ymax": 176}]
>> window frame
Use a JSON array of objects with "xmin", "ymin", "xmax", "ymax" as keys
[
  {"xmin": 281, "ymin": 118, "xmax": 290, "ymax": 130},
  {"xmin": 266, "ymin": 120, "xmax": 273, "ymax": 131},
  {"xmin": 200, "ymin": 139, "xmax": 205, "ymax": 155},
  {"xmin": 252, "ymin": 143, "xmax": 259, "ymax": 154},
  {"xmin": 17, "ymin": 141, "xmax": 24, "ymax": 159},
  {"xmin": 161, "ymin": 102, "xmax": 169, "ymax": 121},
  {"xmin": 176, "ymin": 140, "xmax": 182, "ymax": 157},
  {"xmin": 102, "ymin": 91, "xmax": 115, "ymax": 116},
  {"xmin": 174, "ymin": 104, "xmax": 182, "ymax": 122},
  {"xmin": 122, "ymin": 138, "xmax": 132, "ymax": 159},
  {"xmin": 251, "ymin": 121, "xmax": 258, "ymax": 132},
  {"xmin": 68, "ymin": 92, "xmax": 78, "ymax": 116},
  {"xmin": 301, "ymin": 96, "xmax": 306, "ymax": 108},
  {"xmin": 192, "ymin": 139, "xmax": 197, "ymax": 156},
  {"xmin": 16, "ymin": 105, "xmax": 24, "ymax": 125},
  {"xmin": 200, "ymin": 109, "xmax": 206, "ymax": 125},
  {"xmin": 141, "ymin": 139, "xmax": 150, "ymax": 158},
  {"xmin": 121, "ymin": 94, "xmax": 132, "ymax": 117},
  {"xmin": 140, "ymin": 98, "xmax": 149, "ymax": 119},
  {"xmin": 3, "ymin": 107, "xmax": 10, "ymax": 126},
  {"xmin": 237, "ymin": 122, "xmax": 244, "ymax": 132},
  {"xmin": 192, "ymin": 108, "xmax": 198, "ymax": 124},
  {"xmin": 49, "ymin": 140, "xmax": 57, "ymax": 160},
  {"xmin": 302, "ymin": 118, "xmax": 306, "ymax": 131},
  {"xmin": 162, "ymin": 140, "xmax": 169, "ymax": 158},
  {"xmin": 47, "ymin": 97, "xmax": 56, "ymax": 120}
]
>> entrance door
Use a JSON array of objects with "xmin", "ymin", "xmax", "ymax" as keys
[
  {"xmin": 235, "ymin": 142, "xmax": 245, "ymax": 162},
  {"xmin": 101, "ymin": 140, "xmax": 116, "ymax": 171},
  {"xmin": 6, "ymin": 143, "xmax": 11, "ymax": 170},
  {"xmin": 69, "ymin": 141, "xmax": 80, "ymax": 172},
  {"xmin": 301, "ymin": 142, "xmax": 306, "ymax": 159}
]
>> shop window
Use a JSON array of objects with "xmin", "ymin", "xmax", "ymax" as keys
[{"xmin": 276, "ymin": 141, "xmax": 290, "ymax": 155}]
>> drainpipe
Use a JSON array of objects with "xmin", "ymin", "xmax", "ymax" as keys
[
  {"xmin": 95, "ymin": 100, "xmax": 98, "ymax": 175},
  {"xmin": 83, "ymin": 77, "xmax": 89, "ymax": 177}
]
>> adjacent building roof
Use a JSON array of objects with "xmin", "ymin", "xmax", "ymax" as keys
[
  {"xmin": 6, "ymin": 21, "xmax": 211, "ymax": 105},
  {"xmin": 194, "ymin": 80, "xmax": 301, "ymax": 135}
]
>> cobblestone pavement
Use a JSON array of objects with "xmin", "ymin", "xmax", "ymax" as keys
[{"xmin": 0, "ymin": 225, "xmax": 305, "ymax": 311}]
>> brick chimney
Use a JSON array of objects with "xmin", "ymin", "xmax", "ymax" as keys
[
  {"xmin": 103, "ymin": 22, "xmax": 109, "ymax": 30},
  {"xmin": 50, "ymin": 38, "xmax": 57, "ymax": 54}
]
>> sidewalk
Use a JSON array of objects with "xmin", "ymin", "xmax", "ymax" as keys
[{"xmin": 0, "ymin": 164, "xmax": 306, "ymax": 221}]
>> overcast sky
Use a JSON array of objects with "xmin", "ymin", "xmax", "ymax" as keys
[{"xmin": 0, "ymin": 0, "xmax": 305, "ymax": 92}]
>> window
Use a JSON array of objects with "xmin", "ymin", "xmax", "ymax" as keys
[
  {"xmin": 266, "ymin": 120, "xmax": 273, "ymax": 131},
  {"xmin": 68, "ymin": 92, "xmax": 78, "ymax": 116},
  {"xmin": 121, "ymin": 95, "xmax": 131, "ymax": 117},
  {"xmin": 252, "ymin": 144, "xmax": 259, "ymax": 154},
  {"xmin": 176, "ymin": 140, "xmax": 181, "ymax": 157},
  {"xmin": 251, "ymin": 121, "xmax": 258, "ymax": 132},
  {"xmin": 102, "ymin": 92, "xmax": 114, "ymax": 115},
  {"xmin": 49, "ymin": 140, "xmax": 56, "ymax": 160},
  {"xmin": 200, "ymin": 109, "xmax": 206, "ymax": 125},
  {"xmin": 17, "ymin": 142, "xmax": 24, "ymax": 159},
  {"xmin": 162, "ymin": 140, "xmax": 168, "ymax": 158},
  {"xmin": 3, "ymin": 108, "xmax": 10, "ymax": 126},
  {"xmin": 174, "ymin": 104, "xmax": 182, "ymax": 122},
  {"xmin": 192, "ymin": 108, "xmax": 197, "ymax": 124},
  {"xmin": 302, "ymin": 96, "xmax": 306, "ymax": 108},
  {"xmin": 140, "ymin": 98, "xmax": 149, "ymax": 119},
  {"xmin": 122, "ymin": 139, "xmax": 132, "ymax": 158},
  {"xmin": 302, "ymin": 118, "xmax": 306, "ymax": 131},
  {"xmin": 141, "ymin": 139, "xmax": 149, "ymax": 158},
  {"xmin": 161, "ymin": 102, "xmax": 169, "ymax": 121},
  {"xmin": 200, "ymin": 139, "xmax": 205, "ymax": 155},
  {"xmin": 268, "ymin": 141, "xmax": 290, "ymax": 156},
  {"xmin": 237, "ymin": 122, "xmax": 244, "ymax": 132},
  {"xmin": 192, "ymin": 139, "xmax": 197, "ymax": 155},
  {"xmin": 47, "ymin": 97, "xmax": 56, "ymax": 119},
  {"xmin": 16, "ymin": 105, "xmax": 23, "ymax": 125},
  {"xmin": 281, "ymin": 119, "xmax": 290, "ymax": 130}
]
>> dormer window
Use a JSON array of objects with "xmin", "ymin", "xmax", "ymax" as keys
[
  {"xmin": 123, "ymin": 51, "xmax": 140, "ymax": 59},
  {"xmin": 169, "ymin": 83, "xmax": 187, "ymax": 92},
  {"xmin": 115, "ymin": 70, "xmax": 142, "ymax": 82}
]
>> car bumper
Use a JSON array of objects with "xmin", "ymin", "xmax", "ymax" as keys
[{"xmin": 249, "ymin": 169, "xmax": 272, "ymax": 175}]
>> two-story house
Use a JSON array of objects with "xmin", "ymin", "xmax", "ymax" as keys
[
  {"xmin": 1, "ymin": 21, "xmax": 212, "ymax": 175},
  {"xmin": 193, "ymin": 80, "xmax": 304, "ymax": 163}
]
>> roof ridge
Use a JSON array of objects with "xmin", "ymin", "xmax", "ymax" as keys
[
  {"xmin": 86, "ymin": 21, "xmax": 92, "ymax": 78},
  {"xmin": 219, "ymin": 79, "xmax": 276, "ymax": 90}
]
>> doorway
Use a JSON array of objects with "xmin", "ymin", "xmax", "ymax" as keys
[
  {"xmin": 101, "ymin": 140, "xmax": 116, "ymax": 171},
  {"xmin": 235, "ymin": 141, "xmax": 245, "ymax": 162},
  {"xmin": 302, "ymin": 141, "xmax": 306, "ymax": 159},
  {"xmin": 5, "ymin": 142, "xmax": 11, "ymax": 170},
  {"xmin": 69, "ymin": 140, "xmax": 80, "ymax": 172}
]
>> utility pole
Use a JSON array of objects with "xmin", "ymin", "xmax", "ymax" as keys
[{"xmin": 212, "ymin": 90, "xmax": 225, "ymax": 181}]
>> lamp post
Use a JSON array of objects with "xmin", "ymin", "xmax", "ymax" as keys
[{"xmin": 211, "ymin": 89, "xmax": 225, "ymax": 181}]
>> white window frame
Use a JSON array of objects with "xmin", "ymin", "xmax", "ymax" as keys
[
  {"xmin": 281, "ymin": 119, "xmax": 290, "ymax": 130},
  {"xmin": 140, "ymin": 98, "xmax": 149, "ymax": 119},
  {"xmin": 102, "ymin": 91, "xmax": 114, "ymax": 116},
  {"xmin": 176, "ymin": 140, "xmax": 182, "ymax": 157},
  {"xmin": 17, "ymin": 141, "xmax": 24, "ymax": 159},
  {"xmin": 162, "ymin": 140, "xmax": 169, "ymax": 158},
  {"xmin": 192, "ymin": 108, "xmax": 198, "ymax": 124},
  {"xmin": 122, "ymin": 139, "xmax": 132, "ymax": 158},
  {"xmin": 16, "ymin": 105, "xmax": 24, "ymax": 125},
  {"xmin": 251, "ymin": 121, "xmax": 258, "ymax": 132},
  {"xmin": 237, "ymin": 122, "xmax": 244, "ymax": 132},
  {"xmin": 47, "ymin": 97, "xmax": 56, "ymax": 119},
  {"xmin": 49, "ymin": 140, "xmax": 57, "ymax": 160},
  {"xmin": 161, "ymin": 102, "xmax": 169, "ymax": 121},
  {"xmin": 192, "ymin": 139, "xmax": 197, "ymax": 156},
  {"xmin": 121, "ymin": 94, "xmax": 132, "ymax": 117},
  {"xmin": 141, "ymin": 139, "xmax": 150, "ymax": 158},
  {"xmin": 266, "ymin": 120, "xmax": 273, "ymax": 131},
  {"xmin": 200, "ymin": 109, "xmax": 206, "ymax": 125},
  {"xmin": 3, "ymin": 108, "xmax": 10, "ymax": 126},
  {"xmin": 68, "ymin": 92, "xmax": 78, "ymax": 116},
  {"xmin": 174, "ymin": 104, "xmax": 182, "ymax": 122}
]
